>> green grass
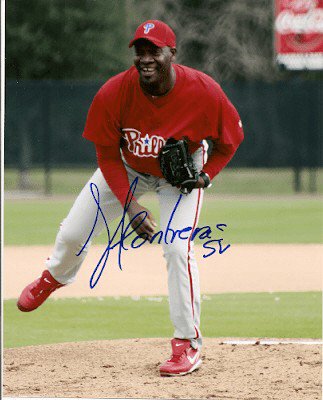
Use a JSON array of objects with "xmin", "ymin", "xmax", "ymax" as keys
[
  {"xmin": 4, "ymin": 196, "xmax": 323, "ymax": 245},
  {"xmin": 4, "ymin": 292, "xmax": 321, "ymax": 348},
  {"xmin": 5, "ymin": 167, "xmax": 323, "ymax": 195},
  {"xmin": 5, "ymin": 168, "xmax": 94, "ymax": 195}
]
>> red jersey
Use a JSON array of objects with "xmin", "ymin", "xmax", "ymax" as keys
[{"xmin": 83, "ymin": 64, "xmax": 244, "ymax": 205}]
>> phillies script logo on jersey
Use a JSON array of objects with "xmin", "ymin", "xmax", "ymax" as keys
[{"xmin": 122, "ymin": 128, "xmax": 166, "ymax": 158}]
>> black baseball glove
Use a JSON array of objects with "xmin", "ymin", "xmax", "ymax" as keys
[{"xmin": 159, "ymin": 138, "xmax": 199, "ymax": 194}]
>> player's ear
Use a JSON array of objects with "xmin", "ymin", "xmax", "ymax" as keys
[{"xmin": 170, "ymin": 47, "xmax": 176, "ymax": 61}]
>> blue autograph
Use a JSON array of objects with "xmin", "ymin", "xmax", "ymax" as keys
[{"xmin": 77, "ymin": 177, "xmax": 230, "ymax": 289}]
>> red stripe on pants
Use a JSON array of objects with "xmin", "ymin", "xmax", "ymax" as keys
[{"xmin": 187, "ymin": 187, "xmax": 201, "ymax": 338}]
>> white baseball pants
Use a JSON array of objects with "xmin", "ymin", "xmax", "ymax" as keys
[{"xmin": 46, "ymin": 148, "xmax": 205, "ymax": 349}]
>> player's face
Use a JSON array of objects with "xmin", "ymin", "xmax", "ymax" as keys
[{"xmin": 133, "ymin": 40, "xmax": 175, "ymax": 87}]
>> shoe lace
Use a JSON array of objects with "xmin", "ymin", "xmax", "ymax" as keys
[
  {"xmin": 169, "ymin": 352, "xmax": 185, "ymax": 363},
  {"xmin": 30, "ymin": 278, "xmax": 57, "ymax": 297}
]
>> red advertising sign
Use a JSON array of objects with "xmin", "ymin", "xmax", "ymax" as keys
[{"xmin": 274, "ymin": 0, "xmax": 323, "ymax": 69}]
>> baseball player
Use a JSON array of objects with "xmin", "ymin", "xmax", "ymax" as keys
[{"xmin": 17, "ymin": 20, "xmax": 244, "ymax": 376}]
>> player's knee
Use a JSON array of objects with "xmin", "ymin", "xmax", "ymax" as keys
[
  {"xmin": 58, "ymin": 226, "xmax": 89, "ymax": 249},
  {"xmin": 163, "ymin": 241, "xmax": 188, "ymax": 260}
]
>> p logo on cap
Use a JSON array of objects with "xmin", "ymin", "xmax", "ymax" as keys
[{"xmin": 144, "ymin": 23, "xmax": 155, "ymax": 34}]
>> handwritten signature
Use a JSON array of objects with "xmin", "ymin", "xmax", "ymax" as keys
[{"xmin": 77, "ymin": 178, "xmax": 230, "ymax": 289}]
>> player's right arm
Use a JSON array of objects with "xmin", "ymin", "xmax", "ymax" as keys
[{"xmin": 83, "ymin": 87, "xmax": 156, "ymax": 239}]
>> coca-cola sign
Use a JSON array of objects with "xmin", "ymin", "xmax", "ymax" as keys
[{"xmin": 275, "ymin": 0, "xmax": 323, "ymax": 69}]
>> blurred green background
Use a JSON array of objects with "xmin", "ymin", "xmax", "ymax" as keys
[
  {"xmin": 4, "ymin": 167, "xmax": 323, "ymax": 196},
  {"xmin": 4, "ymin": 167, "xmax": 323, "ymax": 245},
  {"xmin": 5, "ymin": 0, "xmax": 288, "ymax": 81}
]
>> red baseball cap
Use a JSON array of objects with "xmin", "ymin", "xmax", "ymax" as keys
[{"xmin": 129, "ymin": 20, "xmax": 176, "ymax": 48}]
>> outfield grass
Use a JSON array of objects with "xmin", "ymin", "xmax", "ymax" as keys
[
  {"xmin": 4, "ymin": 292, "xmax": 321, "ymax": 348},
  {"xmin": 4, "ymin": 196, "xmax": 322, "ymax": 245},
  {"xmin": 5, "ymin": 168, "xmax": 321, "ymax": 350},
  {"xmin": 5, "ymin": 167, "xmax": 323, "ymax": 195}
]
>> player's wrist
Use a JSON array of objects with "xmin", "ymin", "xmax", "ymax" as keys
[
  {"xmin": 199, "ymin": 171, "xmax": 212, "ymax": 189},
  {"xmin": 126, "ymin": 198, "xmax": 140, "ymax": 213},
  {"xmin": 196, "ymin": 176, "xmax": 205, "ymax": 188}
]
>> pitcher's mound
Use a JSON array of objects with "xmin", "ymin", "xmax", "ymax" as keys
[{"xmin": 3, "ymin": 338, "xmax": 321, "ymax": 399}]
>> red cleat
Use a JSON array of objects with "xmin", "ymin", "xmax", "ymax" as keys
[
  {"xmin": 159, "ymin": 338, "xmax": 202, "ymax": 376},
  {"xmin": 17, "ymin": 270, "xmax": 64, "ymax": 312}
]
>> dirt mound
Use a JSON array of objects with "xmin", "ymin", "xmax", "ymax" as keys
[{"xmin": 3, "ymin": 338, "xmax": 321, "ymax": 399}]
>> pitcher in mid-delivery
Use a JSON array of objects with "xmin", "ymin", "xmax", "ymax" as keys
[{"xmin": 17, "ymin": 20, "xmax": 244, "ymax": 376}]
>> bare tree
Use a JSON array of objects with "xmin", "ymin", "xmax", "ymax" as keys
[
  {"xmin": 154, "ymin": 0, "xmax": 276, "ymax": 81},
  {"xmin": 134, "ymin": 0, "xmax": 280, "ymax": 82}
]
